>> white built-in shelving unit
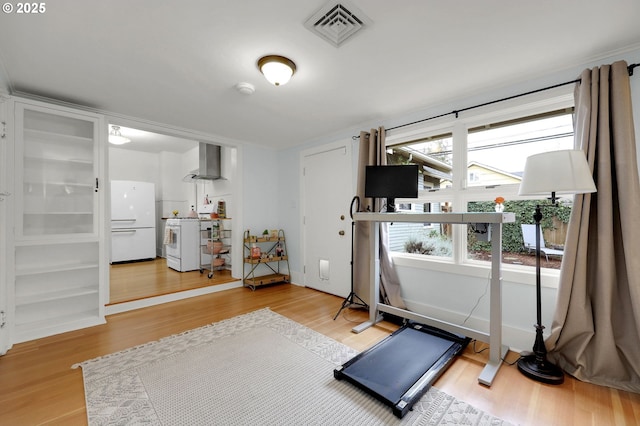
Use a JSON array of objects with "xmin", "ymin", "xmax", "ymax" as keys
[{"xmin": 9, "ymin": 99, "xmax": 106, "ymax": 344}]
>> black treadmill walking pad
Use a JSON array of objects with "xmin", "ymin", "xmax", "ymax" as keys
[{"xmin": 334, "ymin": 322, "xmax": 470, "ymax": 417}]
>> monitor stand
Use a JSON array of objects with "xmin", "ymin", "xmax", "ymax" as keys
[{"xmin": 386, "ymin": 197, "xmax": 395, "ymax": 212}]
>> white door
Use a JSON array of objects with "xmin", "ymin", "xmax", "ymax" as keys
[{"xmin": 302, "ymin": 143, "xmax": 352, "ymax": 297}]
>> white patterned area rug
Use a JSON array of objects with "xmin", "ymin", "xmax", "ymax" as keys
[{"xmin": 74, "ymin": 308, "xmax": 512, "ymax": 425}]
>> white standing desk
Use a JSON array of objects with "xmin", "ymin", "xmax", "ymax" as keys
[{"xmin": 352, "ymin": 212, "xmax": 516, "ymax": 386}]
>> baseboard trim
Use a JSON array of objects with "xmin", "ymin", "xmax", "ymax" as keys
[{"xmin": 105, "ymin": 280, "xmax": 244, "ymax": 315}]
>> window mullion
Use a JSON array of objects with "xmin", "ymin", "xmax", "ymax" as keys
[
  {"xmin": 452, "ymin": 122, "xmax": 468, "ymax": 194},
  {"xmin": 451, "ymin": 123, "xmax": 467, "ymax": 264}
]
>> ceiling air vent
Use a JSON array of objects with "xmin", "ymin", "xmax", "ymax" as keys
[{"xmin": 304, "ymin": 1, "xmax": 372, "ymax": 47}]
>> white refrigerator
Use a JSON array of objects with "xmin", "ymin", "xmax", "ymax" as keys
[{"xmin": 110, "ymin": 180, "xmax": 156, "ymax": 262}]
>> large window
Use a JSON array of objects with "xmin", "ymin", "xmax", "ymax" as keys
[
  {"xmin": 387, "ymin": 134, "xmax": 454, "ymax": 259},
  {"xmin": 466, "ymin": 111, "xmax": 574, "ymax": 188},
  {"xmin": 387, "ymin": 97, "xmax": 576, "ymax": 271}
]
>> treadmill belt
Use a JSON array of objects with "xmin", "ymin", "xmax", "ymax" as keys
[{"xmin": 334, "ymin": 322, "xmax": 470, "ymax": 418}]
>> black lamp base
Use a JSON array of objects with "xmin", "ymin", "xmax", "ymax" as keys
[
  {"xmin": 517, "ymin": 354, "xmax": 564, "ymax": 385},
  {"xmin": 518, "ymin": 203, "xmax": 564, "ymax": 386}
]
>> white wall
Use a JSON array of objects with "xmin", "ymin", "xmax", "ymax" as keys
[
  {"xmin": 158, "ymin": 150, "xmax": 192, "ymax": 217},
  {"xmin": 275, "ymin": 48, "xmax": 640, "ymax": 351},
  {"xmin": 242, "ymin": 145, "xmax": 279, "ymax": 235},
  {"xmin": 275, "ymin": 147, "xmax": 301, "ymax": 283},
  {"xmin": 0, "ymin": 63, "xmax": 9, "ymax": 95},
  {"xmin": 109, "ymin": 147, "xmax": 161, "ymax": 187}
]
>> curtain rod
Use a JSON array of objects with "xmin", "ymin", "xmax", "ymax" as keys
[{"xmin": 353, "ymin": 62, "xmax": 639, "ymax": 139}]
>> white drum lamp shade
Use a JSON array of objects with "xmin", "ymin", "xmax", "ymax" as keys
[{"xmin": 518, "ymin": 149, "xmax": 596, "ymax": 197}]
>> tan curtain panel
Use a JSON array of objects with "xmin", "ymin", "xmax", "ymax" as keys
[
  {"xmin": 353, "ymin": 128, "xmax": 406, "ymax": 309},
  {"xmin": 547, "ymin": 61, "xmax": 640, "ymax": 393}
]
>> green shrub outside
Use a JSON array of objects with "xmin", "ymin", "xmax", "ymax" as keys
[{"xmin": 467, "ymin": 200, "xmax": 572, "ymax": 253}]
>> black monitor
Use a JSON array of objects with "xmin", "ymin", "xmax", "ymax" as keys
[{"xmin": 365, "ymin": 164, "xmax": 419, "ymax": 212}]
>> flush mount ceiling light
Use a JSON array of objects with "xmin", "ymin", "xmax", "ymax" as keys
[
  {"xmin": 257, "ymin": 55, "xmax": 296, "ymax": 86},
  {"xmin": 108, "ymin": 125, "xmax": 131, "ymax": 145}
]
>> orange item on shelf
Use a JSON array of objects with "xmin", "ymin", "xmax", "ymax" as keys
[{"xmin": 251, "ymin": 244, "xmax": 261, "ymax": 259}]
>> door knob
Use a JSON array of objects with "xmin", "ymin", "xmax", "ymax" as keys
[{"xmin": 338, "ymin": 230, "xmax": 345, "ymax": 236}]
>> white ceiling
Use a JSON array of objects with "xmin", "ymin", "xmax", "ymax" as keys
[
  {"xmin": 1, "ymin": 0, "xmax": 640, "ymax": 152},
  {"xmin": 109, "ymin": 125, "xmax": 197, "ymax": 154}
]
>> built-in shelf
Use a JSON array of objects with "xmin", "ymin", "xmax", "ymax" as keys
[
  {"xmin": 15, "ymin": 287, "xmax": 99, "ymax": 306},
  {"xmin": 24, "ymin": 155, "xmax": 93, "ymax": 165},
  {"xmin": 23, "ymin": 179, "xmax": 93, "ymax": 188},
  {"xmin": 14, "ymin": 309, "xmax": 100, "ymax": 329},
  {"xmin": 14, "ymin": 310, "xmax": 104, "ymax": 344},
  {"xmin": 7, "ymin": 99, "xmax": 106, "ymax": 346},
  {"xmin": 15, "ymin": 262, "xmax": 98, "ymax": 276},
  {"xmin": 24, "ymin": 128, "xmax": 93, "ymax": 145}
]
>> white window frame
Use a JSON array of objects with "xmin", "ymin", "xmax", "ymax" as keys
[{"xmin": 384, "ymin": 85, "xmax": 575, "ymax": 287}]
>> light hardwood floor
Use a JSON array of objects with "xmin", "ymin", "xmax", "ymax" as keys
[
  {"xmin": 109, "ymin": 258, "xmax": 237, "ymax": 304},
  {"xmin": 1, "ymin": 281, "xmax": 638, "ymax": 425}
]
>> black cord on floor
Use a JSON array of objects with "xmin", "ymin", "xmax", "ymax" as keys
[{"xmin": 468, "ymin": 339, "xmax": 522, "ymax": 366}]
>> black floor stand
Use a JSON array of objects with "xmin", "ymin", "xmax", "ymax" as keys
[
  {"xmin": 334, "ymin": 196, "xmax": 368, "ymax": 321},
  {"xmin": 333, "ymin": 286, "xmax": 368, "ymax": 320},
  {"xmin": 516, "ymin": 204, "xmax": 564, "ymax": 385}
]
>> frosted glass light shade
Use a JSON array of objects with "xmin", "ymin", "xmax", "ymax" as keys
[
  {"xmin": 108, "ymin": 125, "xmax": 131, "ymax": 145},
  {"xmin": 258, "ymin": 55, "xmax": 296, "ymax": 86},
  {"xmin": 518, "ymin": 149, "xmax": 597, "ymax": 196}
]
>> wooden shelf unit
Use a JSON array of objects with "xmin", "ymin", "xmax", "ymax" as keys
[{"xmin": 242, "ymin": 230, "xmax": 290, "ymax": 290}]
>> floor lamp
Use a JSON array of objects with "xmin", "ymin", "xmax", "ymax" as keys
[{"xmin": 517, "ymin": 149, "xmax": 596, "ymax": 385}]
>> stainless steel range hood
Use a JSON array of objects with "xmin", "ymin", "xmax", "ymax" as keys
[{"xmin": 183, "ymin": 143, "xmax": 223, "ymax": 181}]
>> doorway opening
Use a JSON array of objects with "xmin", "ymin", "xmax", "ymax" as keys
[{"xmin": 107, "ymin": 124, "xmax": 240, "ymax": 305}]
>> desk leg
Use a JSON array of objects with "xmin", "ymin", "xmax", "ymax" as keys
[
  {"xmin": 352, "ymin": 221, "xmax": 381, "ymax": 333},
  {"xmin": 478, "ymin": 222, "xmax": 504, "ymax": 386},
  {"xmin": 479, "ymin": 344, "xmax": 509, "ymax": 386}
]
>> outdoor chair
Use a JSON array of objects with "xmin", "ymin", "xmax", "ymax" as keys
[{"xmin": 521, "ymin": 224, "xmax": 564, "ymax": 262}]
